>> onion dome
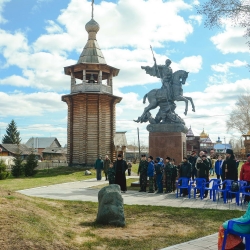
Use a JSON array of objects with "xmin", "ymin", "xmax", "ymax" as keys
[
  {"xmin": 85, "ymin": 18, "xmax": 100, "ymax": 34},
  {"xmin": 78, "ymin": 18, "xmax": 106, "ymax": 64},
  {"xmin": 200, "ymin": 128, "xmax": 208, "ymax": 139}
]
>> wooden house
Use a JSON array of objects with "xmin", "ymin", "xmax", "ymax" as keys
[
  {"xmin": 42, "ymin": 146, "xmax": 67, "ymax": 162},
  {"xmin": 0, "ymin": 143, "xmax": 41, "ymax": 160},
  {"xmin": 26, "ymin": 137, "xmax": 61, "ymax": 155}
]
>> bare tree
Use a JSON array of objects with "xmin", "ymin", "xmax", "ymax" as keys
[
  {"xmin": 197, "ymin": 0, "xmax": 250, "ymax": 47},
  {"xmin": 226, "ymin": 94, "xmax": 250, "ymax": 134},
  {"xmin": 229, "ymin": 137, "xmax": 242, "ymax": 156}
]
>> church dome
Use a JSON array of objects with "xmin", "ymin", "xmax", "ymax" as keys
[
  {"xmin": 200, "ymin": 129, "xmax": 208, "ymax": 138},
  {"xmin": 85, "ymin": 18, "xmax": 100, "ymax": 33}
]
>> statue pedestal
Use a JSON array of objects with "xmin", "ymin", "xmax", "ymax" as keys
[{"xmin": 149, "ymin": 132, "xmax": 186, "ymax": 165}]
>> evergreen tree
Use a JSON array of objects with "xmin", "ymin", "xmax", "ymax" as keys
[
  {"xmin": 0, "ymin": 160, "xmax": 9, "ymax": 180},
  {"xmin": 11, "ymin": 154, "xmax": 23, "ymax": 177},
  {"xmin": 23, "ymin": 153, "xmax": 38, "ymax": 177},
  {"xmin": 2, "ymin": 120, "xmax": 21, "ymax": 144}
]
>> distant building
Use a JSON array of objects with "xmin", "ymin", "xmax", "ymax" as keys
[
  {"xmin": 126, "ymin": 144, "xmax": 148, "ymax": 162},
  {"xmin": 199, "ymin": 129, "xmax": 214, "ymax": 152},
  {"xmin": 0, "ymin": 143, "xmax": 41, "ymax": 160},
  {"xmin": 214, "ymin": 136, "xmax": 232, "ymax": 153},
  {"xmin": 114, "ymin": 132, "xmax": 127, "ymax": 159},
  {"xmin": 42, "ymin": 146, "xmax": 67, "ymax": 162},
  {"xmin": 186, "ymin": 126, "xmax": 200, "ymax": 155},
  {"xmin": 26, "ymin": 137, "xmax": 61, "ymax": 155}
]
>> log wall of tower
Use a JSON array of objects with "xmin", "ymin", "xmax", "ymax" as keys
[{"xmin": 62, "ymin": 93, "xmax": 120, "ymax": 166}]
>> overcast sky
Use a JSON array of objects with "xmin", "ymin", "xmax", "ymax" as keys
[{"xmin": 0, "ymin": 0, "xmax": 249, "ymax": 147}]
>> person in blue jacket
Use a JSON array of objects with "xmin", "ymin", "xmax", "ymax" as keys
[
  {"xmin": 214, "ymin": 154, "xmax": 224, "ymax": 179},
  {"xmin": 94, "ymin": 155, "xmax": 104, "ymax": 180},
  {"xmin": 147, "ymin": 156, "xmax": 155, "ymax": 193}
]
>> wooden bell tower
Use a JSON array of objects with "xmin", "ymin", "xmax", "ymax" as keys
[{"xmin": 62, "ymin": 3, "xmax": 122, "ymax": 166}]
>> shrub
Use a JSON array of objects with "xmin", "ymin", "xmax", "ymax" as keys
[
  {"xmin": 23, "ymin": 153, "xmax": 38, "ymax": 177},
  {"xmin": 11, "ymin": 155, "xmax": 23, "ymax": 177},
  {"xmin": 0, "ymin": 160, "xmax": 10, "ymax": 180}
]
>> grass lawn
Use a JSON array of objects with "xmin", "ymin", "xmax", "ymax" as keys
[
  {"xmin": 0, "ymin": 166, "xmax": 245, "ymax": 250},
  {"xmin": 1, "ymin": 166, "xmax": 96, "ymax": 191}
]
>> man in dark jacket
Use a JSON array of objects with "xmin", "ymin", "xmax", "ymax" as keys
[
  {"xmin": 179, "ymin": 157, "xmax": 192, "ymax": 179},
  {"xmin": 189, "ymin": 151, "xmax": 198, "ymax": 180},
  {"xmin": 179, "ymin": 157, "xmax": 191, "ymax": 196},
  {"xmin": 164, "ymin": 157, "xmax": 172, "ymax": 193},
  {"xmin": 138, "ymin": 154, "xmax": 148, "ymax": 192},
  {"xmin": 155, "ymin": 157, "xmax": 164, "ymax": 193},
  {"xmin": 196, "ymin": 154, "xmax": 210, "ymax": 198},
  {"xmin": 114, "ymin": 154, "xmax": 128, "ymax": 193},
  {"xmin": 170, "ymin": 158, "xmax": 178, "ymax": 192},
  {"xmin": 222, "ymin": 149, "xmax": 238, "ymax": 182}
]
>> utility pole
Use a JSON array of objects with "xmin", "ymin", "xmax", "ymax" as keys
[{"xmin": 137, "ymin": 127, "xmax": 141, "ymax": 159}]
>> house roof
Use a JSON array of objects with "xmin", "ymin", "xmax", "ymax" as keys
[
  {"xmin": 200, "ymin": 137, "xmax": 213, "ymax": 143},
  {"xmin": 114, "ymin": 132, "xmax": 127, "ymax": 147},
  {"xmin": 214, "ymin": 144, "xmax": 232, "ymax": 150},
  {"xmin": 42, "ymin": 147, "xmax": 67, "ymax": 154},
  {"xmin": 0, "ymin": 144, "xmax": 39, "ymax": 155},
  {"xmin": 186, "ymin": 126, "xmax": 194, "ymax": 137},
  {"xmin": 26, "ymin": 137, "xmax": 61, "ymax": 148}
]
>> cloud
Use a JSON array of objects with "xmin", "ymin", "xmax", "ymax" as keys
[
  {"xmin": 176, "ymin": 55, "xmax": 202, "ymax": 73},
  {"xmin": 0, "ymin": 0, "xmax": 10, "ymax": 24},
  {"xmin": 0, "ymin": 91, "xmax": 66, "ymax": 117},
  {"xmin": 210, "ymin": 20, "xmax": 249, "ymax": 54},
  {"xmin": 189, "ymin": 15, "xmax": 202, "ymax": 26},
  {"xmin": 34, "ymin": 0, "xmax": 195, "ymax": 52},
  {"xmin": 211, "ymin": 60, "xmax": 247, "ymax": 73},
  {"xmin": 0, "ymin": 29, "xmax": 75, "ymax": 90},
  {"xmin": 45, "ymin": 20, "xmax": 64, "ymax": 34},
  {"xmin": 31, "ymin": 0, "xmax": 53, "ymax": 13}
]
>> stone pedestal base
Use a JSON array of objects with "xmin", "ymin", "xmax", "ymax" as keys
[{"xmin": 149, "ymin": 132, "xmax": 187, "ymax": 165}]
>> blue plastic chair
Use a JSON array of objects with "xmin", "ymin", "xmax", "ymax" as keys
[
  {"xmin": 222, "ymin": 219, "xmax": 250, "ymax": 250},
  {"xmin": 204, "ymin": 178, "xmax": 221, "ymax": 201},
  {"xmin": 228, "ymin": 180, "xmax": 247, "ymax": 206},
  {"xmin": 176, "ymin": 177, "xmax": 191, "ymax": 198},
  {"xmin": 217, "ymin": 180, "xmax": 233, "ymax": 204},
  {"xmin": 241, "ymin": 185, "xmax": 250, "ymax": 206},
  {"xmin": 191, "ymin": 178, "xmax": 206, "ymax": 199}
]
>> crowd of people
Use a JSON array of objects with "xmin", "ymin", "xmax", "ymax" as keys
[
  {"xmin": 94, "ymin": 154, "xmax": 129, "ymax": 193},
  {"xmin": 137, "ymin": 148, "xmax": 250, "ymax": 200},
  {"xmin": 94, "ymin": 149, "xmax": 250, "ymax": 201}
]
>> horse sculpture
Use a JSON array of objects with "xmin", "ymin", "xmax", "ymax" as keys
[{"xmin": 135, "ymin": 70, "xmax": 195, "ymax": 124}]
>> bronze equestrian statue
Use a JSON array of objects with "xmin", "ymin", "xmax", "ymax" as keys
[{"xmin": 135, "ymin": 47, "xmax": 195, "ymax": 125}]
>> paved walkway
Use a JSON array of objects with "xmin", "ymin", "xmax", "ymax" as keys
[{"xmin": 18, "ymin": 177, "xmax": 247, "ymax": 250}]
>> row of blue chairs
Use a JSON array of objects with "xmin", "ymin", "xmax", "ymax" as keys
[{"xmin": 176, "ymin": 177, "xmax": 250, "ymax": 206}]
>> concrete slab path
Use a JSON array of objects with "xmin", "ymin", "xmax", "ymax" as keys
[{"xmin": 18, "ymin": 177, "xmax": 247, "ymax": 250}]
